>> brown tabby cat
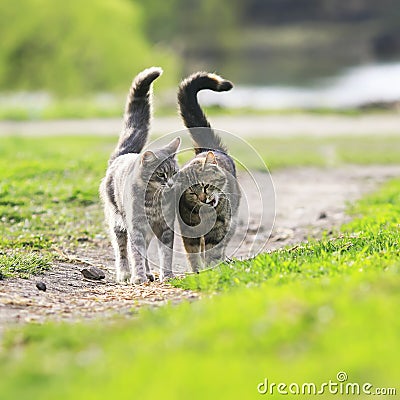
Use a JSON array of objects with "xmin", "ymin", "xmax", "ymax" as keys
[{"xmin": 176, "ymin": 72, "xmax": 241, "ymax": 272}]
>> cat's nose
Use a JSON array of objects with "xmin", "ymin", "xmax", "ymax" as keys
[
  {"xmin": 167, "ymin": 178, "xmax": 174, "ymax": 188},
  {"xmin": 198, "ymin": 192, "xmax": 206, "ymax": 202}
]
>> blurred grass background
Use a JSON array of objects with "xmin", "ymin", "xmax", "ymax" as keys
[{"xmin": 0, "ymin": 0, "xmax": 400, "ymax": 118}]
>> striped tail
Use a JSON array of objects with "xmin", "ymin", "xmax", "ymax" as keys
[
  {"xmin": 178, "ymin": 72, "xmax": 233, "ymax": 155},
  {"xmin": 110, "ymin": 67, "xmax": 163, "ymax": 162}
]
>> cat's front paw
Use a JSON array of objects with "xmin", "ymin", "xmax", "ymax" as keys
[
  {"xmin": 146, "ymin": 273, "xmax": 155, "ymax": 282},
  {"xmin": 116, "ymin": 270, "xmax": 131, "ymax": 283},
  {"xmin": 159, "ymin": 272, "xmax": 174, "ymax": 283},
  {"xmin": 131, "ymin": 275, "xmax": 148, "ymax": 285}
]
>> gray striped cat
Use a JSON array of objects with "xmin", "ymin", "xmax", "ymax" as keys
[
  {"xmin": 177, "ymin": 72, "xmax": 241, "ymax": 272},
  {"xmin": 100, "ymin": 67, "xmax": 180, "ymax": 284}
]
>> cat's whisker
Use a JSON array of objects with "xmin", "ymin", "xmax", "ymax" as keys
[{"xmin": 188, "ymin": 204, "xmax": 200, "ymax": 224}]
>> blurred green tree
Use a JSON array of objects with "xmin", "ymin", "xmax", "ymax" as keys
[
  {"xmin": 0, "ymin": 0, "xmax": 178, "ymax": 95},
  {"xmin": 140, "ymin": 0, "xmax": 240, "ymax": 62}
]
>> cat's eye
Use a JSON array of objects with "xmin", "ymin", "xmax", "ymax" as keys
[{"xmin": 156, "ymin": 172, "xmax": 166, "ymax": 179}]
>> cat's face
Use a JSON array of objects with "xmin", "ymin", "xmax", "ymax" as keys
[
  {"xmin": 185, "ymin": 182, "xmax": 222, "ymax": 208},
  {"xmin": 179, "ymin": 152, "xmax": 227, "ymax": 208},
  {"xmin": 141, "ymin": 137, "xmax": 180, "ymax": 191},
  {"xmin": 148, "ymin": 158, "xmax": 179, "ymax": 190}
]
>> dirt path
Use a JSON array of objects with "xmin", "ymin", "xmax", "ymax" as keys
[
  {"xmin": 1, "ymin": 165, "xmax": 399, "ymax": 333},
  {"xmin": 1, "ymin": 114, "xmax": 399, "ymax": 137}
]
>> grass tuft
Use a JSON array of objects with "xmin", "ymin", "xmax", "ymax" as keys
[{"xmin": 0, "ymin": 253, "xmax": 52, "ymax": 279}]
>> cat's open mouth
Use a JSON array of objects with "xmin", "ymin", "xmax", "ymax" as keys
[{"xmin": 205, "ymin": 194, "xmax": 219, "ymax": 208}]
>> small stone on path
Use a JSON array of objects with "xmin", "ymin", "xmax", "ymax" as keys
[
  {"xmin": 318, "ymin": 211, "xmax": 328, "ymax": 219},
  {"xmin": 36, "ymin": 282, "xmax": 47, "ymax": 292},
  {"xmin": 81, "ymin": 266, "xmax": 106, "ymax": 280}
]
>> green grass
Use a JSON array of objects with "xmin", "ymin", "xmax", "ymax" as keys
[
  {"xmin": 0, "ymin": 95, "xmax": 397, "ymax": 121},
  {"xmin": 0, "ymin": 136, "xmax": 399, "ymax": 398},
  {"xmin": 0, "ymin": 179, "xmax": 399, "ymax": 399},
  {"xmin": 230, "ymin": 135, "xmax": 400, "ymax": 170},
  {"xmin": 0, "ymin": 272, "xmax": 398, "ymax": 399},
  {"xmin": 0, "ymin": 253, "xmax": 51, "ymax": 279},
  {"xmin": 178, "ymin": 134, "xmax": 400, "ymax": 170},
  {"xmin": 1, "ymin": 134, "xmax": 400, "ymax": 279},
  {"xmin": 204, "ymin": 105, "xmax": 393, "ymax": 117},
  {"xmin": 0, "ymin": 96, "xmax": 131, "ymax": 121},
  {"xmin": 172, "ymin": 179, "xmax": 400, "ymax": 292},
  {"xmin": 0, "ymin": 136, "xmax": 113, "ymax": 278}
]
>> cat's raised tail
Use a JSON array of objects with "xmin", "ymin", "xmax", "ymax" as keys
[
  {"xmin": 110, "ymin": 67, "xmax": 163, "ymax": 162},
  {"xmin": 178, "ymin": 72, "xmax": 233, "ymax": 155}
]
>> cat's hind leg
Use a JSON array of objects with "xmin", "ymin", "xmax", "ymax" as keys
[
  {"xmin": 157, "ymin": 228, "xmax": 175, "ymax": 282},
  {"xmin": 128, "ymin": 229, "xmax": 148, "ymax": 284},
  {"xmin": 145, "ymin": 257, "xmax": 155, "ymax": 282},
  {"xmin": 204, "ymin": 242, "xmax": 226, "ymax": 267},
  {"xmin": 110, "ymin": 224, "xmax": 131, "ymax": 283},
  {"xmin": 142, "ymin": 236, "xmax": 155, "ymax": 282},
  {"xmin": 182, "ymin": 236, "xmax": 204, "ymax": 273},
  {"xmin": 204, "ymin": 222, "xmax": 236, "ymax": 267}
]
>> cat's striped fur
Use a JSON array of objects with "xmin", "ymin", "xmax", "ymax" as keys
[
  {"xmin": 177, "ymin": 72, "xmax": 240, "ymax": 272},
  {"xmin": 100, "ymin": 67, "xmax": 180, "ymax": 283}
]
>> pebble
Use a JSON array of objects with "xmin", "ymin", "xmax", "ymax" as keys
[
  {"xmin": 36, "ymin": 282, "xmax": 47, "ymax": 292},
  {"xmin": 81, "ymin": 266, "xmax": 106, "ymax": 280}
]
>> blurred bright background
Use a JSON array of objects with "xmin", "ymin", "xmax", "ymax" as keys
[{"xmin": 1, "ymin": 0, "xmax": 400, "ymax": 118}]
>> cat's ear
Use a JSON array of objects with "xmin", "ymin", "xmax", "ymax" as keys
[
  {"xmin": 204, "ymin": 151, "xmax": 218, "ymax": 165},
  {"xmin": 165, "ymin": 137, "xmax": 181, "ymax": 155},
  {"xmin": 142, "ymin": 150, "xmax": 157, "ymax": 164}
]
